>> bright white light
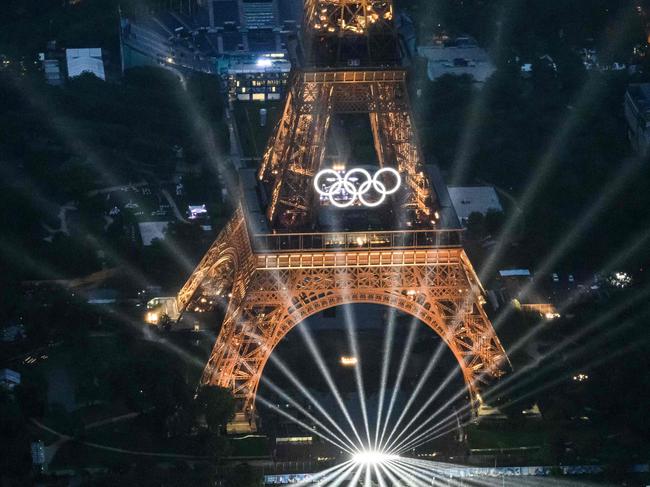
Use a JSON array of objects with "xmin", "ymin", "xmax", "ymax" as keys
[
  {"xmin": 340, "ymin": 356, "xmax": 358, "ymax": 366},
  {"xmin": 314, "ymin": 167, "xmax": 401, "ymax": 208},
  {"xmin": 608, "ymin": 271, "xmax": 632, "ymax": 288},
  {"xmin": 256, "ymin": 58, "xmax": 273, "ymax": 67},
  {"xmin": 352, "ymin": 451, "xmax": 399, "ymax": 465}
]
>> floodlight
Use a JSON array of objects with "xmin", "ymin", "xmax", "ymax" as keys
[{"xmin": 352, "ymin": 451, "xmax": 399, "ymax": 465}]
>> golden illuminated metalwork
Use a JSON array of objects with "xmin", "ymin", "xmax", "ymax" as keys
[
  {"xmin": 175, "ymin": 0, "xmax": 508, "ymax": 434},
  {"xmin": 303, "ymin": 0, "xmax": 398, "ymax": 66},
  {"xmin": 177, "ymin": 215, "xmax": 508, "ymax": 432},
  {"xmin": 259, "ymin": 70, "xmax": 435, "ymax": 228},
  {"xmin": 306, "ymin": 0, "xmax": 393, "ymax": 34}
]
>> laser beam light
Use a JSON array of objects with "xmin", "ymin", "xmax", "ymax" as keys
[{"xmin": 352, "ymin": 451, "xmax": 399, "ymax": 465}]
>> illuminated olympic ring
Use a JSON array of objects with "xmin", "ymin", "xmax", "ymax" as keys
[{"xmin": 313, "ymin": 167, "xmax": 402, "ymax": 208}]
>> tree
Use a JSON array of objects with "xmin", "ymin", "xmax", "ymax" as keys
[
  {"xmin": 465, "ymin": 212, "xmax": 485, "ymax": 239},
  {"xmin": 15, "ymin": 371, "xmax": 47, "ymax": 418},
  {"xmin": 0, "ymin": 391, "xmax": 31, "ymax": 481},
  {"xmin": 195, "ymin": 385, "xmax": 235, "ymax": 434},
  {"xmin": 484, "ymin": 209, "xmax": 505, "ymax": 236}
]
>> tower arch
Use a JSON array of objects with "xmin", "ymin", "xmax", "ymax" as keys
[
  {"xmin": 249, "ymin": 294, "xmax": 500, "ymax": 415},
  {"xmin": 180, "ymin": 220, "xmax": 509, "ymax": 433}
]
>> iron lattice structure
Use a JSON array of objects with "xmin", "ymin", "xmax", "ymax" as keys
[
  {"xmin": 258, "ymin": 70, "xmax": 435, "ymax": 229},
  {"xmin": 178, "ymin": 216, "xmax": 508, "ymax": 433},
  {"xmin": 174, "ymin": 0, "xmax": 509, "ymax": 433},
  {"xmin": 303, "ymin": 0, "xmax": 399, "ymax": 66}
]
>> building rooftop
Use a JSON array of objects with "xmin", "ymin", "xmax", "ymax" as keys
[
  {"xmin": 447, "ymin": 186, "xmax": 503, "ymax": 222},
  {"xmin": 224, "ymin": 55, "xmax": 290, "ymax": 73},
  {"xmin": 66, "ymin": 48, "xmax": 105, "ymax": 80},
  {"xmin": 243, "ymin": 1, "xmax": 277, "ymax": 29},
  {"xmin": 499, "ymin": 269, "xmax": 532, "ymax": 278},
  {"xmin": 418, "ymin": 36, "xmax": 495, "ymax": 82},
  {"xmin": 0, "ymin": 368, "xmax": 21, "ymax": 386}
]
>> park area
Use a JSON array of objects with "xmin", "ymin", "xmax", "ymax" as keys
[{"xmin": 6, "ymin": 308, "xmax": 271, "ymax": 473}]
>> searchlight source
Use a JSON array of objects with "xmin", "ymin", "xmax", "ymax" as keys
[
  {"xmin": 352, "ymin": 450, "xmax": 399, "ymax": 465},
  {"xmin": 256, "ymin": 58, "xmax": 273, "ymax": 68}
]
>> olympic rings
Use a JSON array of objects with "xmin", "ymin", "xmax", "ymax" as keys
[{"xmin": 313, "ymin": 167, "xmax": 402, "ymax": 208}]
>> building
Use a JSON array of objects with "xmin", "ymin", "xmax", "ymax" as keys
[
  {"xmin": 447, "ymin": 186, "xmax": 503, "ymax": 225},
  {"xmin": 121, "ymin": 0, "xmax": 298, "ymax": 100},
  {"xmin": 476, "ymin": 402, "xmax": 507, "ymax": 421},
  {"xmin": 41, "ymin": 58, "xmax": 64, "ymax": 86},
  {"xmin": 625, "ymin": 83, "xmax": 650, "ymax": 155},
  {"xmin": 1, "ymin": 322, "xmax": 26, "ymax": 342},
  {"xmin": 223, "ymin": 53, "xmax": 290, "ymax": 101},
  {"xmin": 39, "ymin": 41, "xmax": 65, "ymax": 86},
  {"xmin": 0, "ymin": 369, "xmax": 21, "ymax": 390},
  {"xmin": 491, "ymin": 269, "xmax": 559, "ymax": 319},
  {"xmin": 418, "ymin": 36, "xmax": 495, "ymax": 83},
  {"xmin": 66, "ymin": 48, "xmax": 106, "ymax": 80},
  {"xmin": 40, "ymin": 45, "xmax": 106, "ymax": 83},
  {"xmin": 187, "ymin": 204, "xmax": 208, "ymax": 219},
  {"xmin": 85, "ymin": 289, "xmax": 119, "ymax": 305},
  {"xmin": 31, "ymin": 441, "xmax": 45, "ymax": 471},
  {"xmin": 493, "ymin": 268, "xmax": 534, "ymax": 307}
]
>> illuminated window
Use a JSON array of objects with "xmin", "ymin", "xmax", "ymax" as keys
[
  {"xmin": 252, "ymin": 93, "xmax": 266, "ymax": 101},
  {"xmin": 340, "ymin": 356, "xmax": 358, "ymax": 366}
]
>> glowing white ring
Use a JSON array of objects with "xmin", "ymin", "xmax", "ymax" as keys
[
  {"xmin": 373, "ymin": 167, "xmax": 401, "ymax": 194},
  {"xmin": 313, "ymin": 169, "xmax": 342, "ymax": 197},
  {"xmin": 329, "ymin": 179, "xmax": 357, "ymax": 208},
  {"xmin": 358, "ymin": 179, "xmax": 386, "ymax": 207},
  {"xmin": 313, "ymin": 167, "xmax": 401, "ymax": 207}
]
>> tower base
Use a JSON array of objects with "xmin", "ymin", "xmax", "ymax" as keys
[{"xmin": 226, "ymin": 412, "xmax": 257, "ymax": 435}]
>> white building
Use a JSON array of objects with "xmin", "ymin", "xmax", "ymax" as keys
[
  {"xmin": 447, "ymin": 186, "xmax": 503, "ymax": 224},
  {"xmin": 418, "ymin": 36, "xmax": 495, "ymax": 83},
  {"xmin": 66, "ymin": 48, "xmax": 106, "ymax": 80}
]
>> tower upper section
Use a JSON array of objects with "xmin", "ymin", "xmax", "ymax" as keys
[{"xmin": 303, "ymin": 0, "xmax": 400, "ymax": 67}]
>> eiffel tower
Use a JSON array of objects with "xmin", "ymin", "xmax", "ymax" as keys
[{"xmin": 175, "ymin": 0, "xmax": 508, "ymax": 433}]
